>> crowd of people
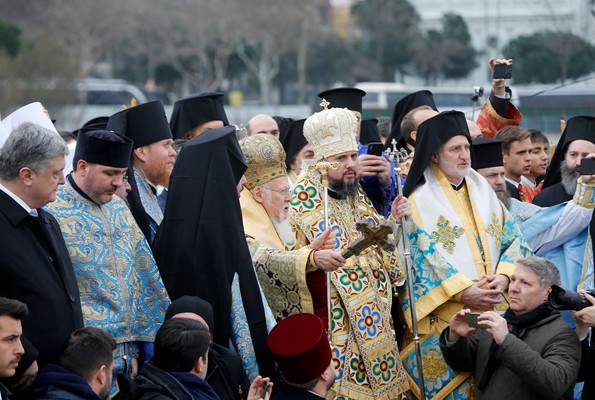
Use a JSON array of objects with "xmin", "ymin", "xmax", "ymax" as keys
[{"xmin": 0, "ymin": 57, "xmax": 594, "ymax": 400}]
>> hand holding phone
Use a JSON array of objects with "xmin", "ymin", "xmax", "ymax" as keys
[
  {"xmin": 366, "ymin": 142, "xmax": 384, "ymax": 157},
  {"xmin": 464, "ymin": 312, "xmax": 488, "ymax": 329},
  {"xmin": 261, "ymin": 382, "xmax": 270, "ymax": 399},
  {"xmin": 580, "ymin": 157, "xmax": 595, "ymax": 175},
  {"xmin": 493, "ymin": 63, "xmax": 512, "ymax": 79}
]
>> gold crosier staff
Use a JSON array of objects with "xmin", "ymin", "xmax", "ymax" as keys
[
  {"xmin": 387, "ymin": 139, "xmax": 427, "ymax": 400},
  {"xmin": 315, "ymin": 98, "xmax": 338, "ymax": 341}
]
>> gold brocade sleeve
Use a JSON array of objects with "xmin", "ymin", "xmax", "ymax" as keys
[
  {"xmin": 246, "ymin": 237, "xmax": 314, "ymax": 320},
  {"xmin": 495, "ymin": 261, "xmax": 516, "ymax": 279},
  {"xmin": 574, "ymin": 177, "xmax": 595, "ymax": 208}
]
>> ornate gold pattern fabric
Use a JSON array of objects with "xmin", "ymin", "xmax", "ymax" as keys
[
  {"xmin": 303, "ymin": 108, "xmax": 358, "ymax": 160},
  {"xmin": 290, "ymin": 165, "xmax": 408, "ymax": 399},
  {"xmin": 240, "ymin": 189, "xmax": 314, "ymax": 320},
  {"xmin": 399, "ymin": 163, "xmax": 532, "ymax": 399},
  {"xmin": 247, "ymin": 237, "xmax": 313, "ymax": 321},
  {"xmin": 240, "ymin": 134, "xmax": 287, "ymax": 190}
]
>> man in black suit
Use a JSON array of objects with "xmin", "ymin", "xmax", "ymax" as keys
[
  {"xmin": 267, "ymin": 313, "xmax": 335, "ymax": 399},
  {"xmin": 0, "ymin": 122, "xmax": 83, "ymax": 396}
]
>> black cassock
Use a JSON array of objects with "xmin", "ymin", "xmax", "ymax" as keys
[{"xmin": 152, "ymin": 126, "xmax": 275, "ymax": 381}]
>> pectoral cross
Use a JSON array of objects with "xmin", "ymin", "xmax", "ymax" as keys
[{"xmin": 341, "ymin": 219, "xmax": 396, "ymax": 259}]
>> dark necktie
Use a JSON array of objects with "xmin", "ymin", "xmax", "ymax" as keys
[{"xmin": 26, "ymin": 211, "xmax": 58, "ymax": 271}]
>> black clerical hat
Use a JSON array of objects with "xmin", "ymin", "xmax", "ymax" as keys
[
  {"xmin": 403, "ymin": 110, "xmax": 470, "ymax": 197},
  {"xmin": 273, "ymin": 116, "xmax": 295, "ymax": 140},
  {"xmin": 165, "ymin": 296, "xmax": 215, "ymax": 336},
  {"xmin": 385, "ymin": 90, "xmax": 437, "ymax": 151},
  {"xmin": 360, "ymin": 118, "xmax": 381, "ymax": 145},
  {"xmin": 106, "ymin": 101, "xmax": 172, "ymax": 149},
  {"xmin": 280, "ymin": 118, "xmax": 307, "ymax": 169},
  {"xmin": 74, "ymin": 130, "xmax": 133, "ymax": 168},
  {"xmin": 71, "ymin": 116, "xmax": 109, "ymax": 139},
  {"xmin": 471, "ymin": 137, "xmax": 503, "ymax": 170},
  {"xmin": 542, "ymin": 115, "xmax": 595, "ymax": 188},
  {"xmin": 169, "ymin": 92, "xmax": 229, "ymax": 140},
  {"xmin": 317, "ymin": 87, "xmax": 366, "ymax": 113},
  {"xmin": 186, "ymin": 125, "xmax": 246, "ymax": 184}
]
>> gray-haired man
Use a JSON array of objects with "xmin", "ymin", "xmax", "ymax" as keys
[
  {"xmin": 0, "ymin": 123, "xmax": 83, "ymax": 396},
  {"xmin": 441, "ymin": 256, "xmax": 581, "ymax": 399}
]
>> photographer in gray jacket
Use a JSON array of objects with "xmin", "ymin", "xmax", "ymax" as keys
[{"xmin": 440, "ymin": 256, "xmax": 581, "ymax": 400}]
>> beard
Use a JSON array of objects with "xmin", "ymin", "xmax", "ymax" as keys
[
  {"xmin": 272, "ymin": 217, "xmax": 296, "ymax": 248},
  {"xmin": 146, "ymin": 163, "xmax": 173, "ymax": 188},
  {"xmin": 495, "ymin": 188, "xmax": 511, "ymax": 209},
  {"xmin": 328, "ymin": 175, "xmax": 360, "ymax": 199},
  {"xmin": 441, "ymin": 163, "xmax": 470, "ymax": 182},
  {"xmin": 560, "ymin": 160, "xmax": 579, "ymax": 196},
  {"xmin": 494, "ymin": 185, "xmax": 509, "ymax": 205}
]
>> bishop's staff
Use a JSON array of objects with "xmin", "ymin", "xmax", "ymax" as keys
[
  {"xmin": 314, "ymin": 98, "xmax": 337, "ymax": 340},
  {"xmin": 387, "ymin": 139, "xmax": 427, "ymax": 400},
  {"xmin": 315, "ymin": 159, "xmax": 333, "ymax": 341}
]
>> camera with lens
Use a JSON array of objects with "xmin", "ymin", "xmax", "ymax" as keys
[
  {"xmin": 471, "ymin": 86, "xmax": 484, "ymax": 102},
  {"xmin": 548, "ymin": 285, "xmax": 595, "ymax": 311}
]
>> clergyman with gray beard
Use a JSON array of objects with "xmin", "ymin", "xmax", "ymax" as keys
[
  {"xmin": 533, "ymin": 115, "xmax": 595, "ymax": 295},
  {"xmin": 238, "ymin": 133, "xmax": 344, "ymax": 322}
]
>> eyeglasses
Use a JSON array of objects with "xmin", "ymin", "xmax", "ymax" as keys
[{"xmin": 262, "ymin": 186, "xmax": 292, "ymax": 196}]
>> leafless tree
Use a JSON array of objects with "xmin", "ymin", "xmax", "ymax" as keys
[{"xmin": 233, "ymin": 0, "xmax": 320, "ymax": 105}]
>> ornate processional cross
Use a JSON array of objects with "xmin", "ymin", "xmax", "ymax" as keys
[{"xmin": 341, "ymin": 219, "xmax": 396, "ymax": 259}]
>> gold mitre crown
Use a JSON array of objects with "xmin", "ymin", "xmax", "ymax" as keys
[
  {"xmin": 303, "ymin": 106, "xmax": 358, "ymax": 160},
  {"xmin": 240, "ymin": 134, "xmax": 287, "ymax": 190}
]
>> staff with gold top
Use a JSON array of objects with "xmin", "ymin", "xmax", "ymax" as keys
[
  {"xmin": 387, "ymin": 139, "xmax": 427, "ymax": 400},
  {"xmin": 315, "ymin": 98, "xmax": 336, "ymax": 339},
  {"xmin": 290, "ymin": 102, "xmax": 410, "ymax": 399}
]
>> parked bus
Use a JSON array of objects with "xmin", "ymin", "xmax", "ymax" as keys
[
  {"xmin": 355, "ymin": 81, "xmax": 594, "ymax": 135},
  {"xmin": 355, "ymin": 82, "xmax": 487, "ymax": 120},
  {"xmin": 515, "ymin": 85, "xmax": 595, "ymax": 135}
]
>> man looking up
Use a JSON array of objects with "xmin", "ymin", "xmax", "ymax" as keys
[
  {"xmin": 118, "ymin": 318, "xmax": 273, "ymax": 400},
  {"xmin": 164, "ymin": 296, "xmax": 249, "ymax": 400},
  {"xmin": 107, "ymin": 101, "xmax": 176, "ymax": 243}
]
